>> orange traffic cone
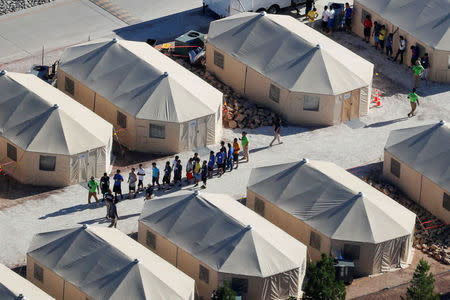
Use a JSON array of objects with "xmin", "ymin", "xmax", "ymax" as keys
[{"xmin": 373, "ymin": 89, "xmax": 380, "ymax": 103}]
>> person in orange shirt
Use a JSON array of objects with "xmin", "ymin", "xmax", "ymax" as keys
[{"xmin": 233, "ymin": 138, "xmax": 240, "ymax": 169}]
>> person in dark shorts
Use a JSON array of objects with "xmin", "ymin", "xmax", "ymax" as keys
[
  {"xmin": 201, "ymin": 160, "xmax": 208, "ymax": 189},
  {"xmin": 145, "ymin": 184, "xmax": 153, "ymax": 200},
  {"xmin": 363, "ymin": 15, "xmax": 372, "ymax": 43},
  {"xmin": 233, "ymin": 138, "xmax": 240, "ymax": 169},
  {"xmin": 113, "ymin": 169, "xmax": 124, "ymax": 200},
  {"xmin": 151, "ymin": 162, "xmax": 161, "ymax": 189},
  {"xmin": 137, "ymin": 164, "xmax": 145, "ymax": 192},
  {"xmin": 128, "ymin": 168, "xmax": 138, "ymax": 199},
  {"xmin": 216, "ymin": 149, "xmax": 225, "ymax": 177},
  {"xmin": 104, "ymin": 189, "xmax": 114, "ymax": 219},
  {"xmin": 108, "ymin": 198, "xmax": 119, "ymax": 228},
  {"xmin": 208, "ymin": 151, "xmax": 215, "ymax": 178},
  {"xmin": 343, "ymin": 2, "xmax": 353, "ymax": 32},
  {"xmin": 100, "ymin": 173, "xmax": 110, "ymax": 199},
  {"xmin": 227, "ymin": 143, "xmax": 234, "ymax": 172},
  {"xmin": 162, "ymin": 161, "xmax": 172, "ymax": 189},
  {"xmin": 173, "ymin": 159, "xmax": 182, "ymax": 186}
]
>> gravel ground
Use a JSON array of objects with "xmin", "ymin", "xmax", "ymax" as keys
[{"xmin": 0, "ymin": 0, "xmax": 55, "ymax": 15}]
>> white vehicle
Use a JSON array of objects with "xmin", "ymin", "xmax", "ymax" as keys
[{"xmin": 204, "ymin": 0, "xmax": 301, "ymax": 17}]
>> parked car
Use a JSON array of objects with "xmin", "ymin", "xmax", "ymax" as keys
[{"xmin": 204, "ymin": 0, "xmax": 304, "ymax": 17}]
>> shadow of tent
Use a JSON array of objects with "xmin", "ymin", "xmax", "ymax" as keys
[
  {"xmin": 364, "ymin": 117, "xmax": 409, "ymax": 128},
  {"xmin": 78, "ymin": 213, "xmax": 141, "ymax": 225},
  {"xmin": 113, "ymin": 7, "xmax": 217, "ymax": 44}
]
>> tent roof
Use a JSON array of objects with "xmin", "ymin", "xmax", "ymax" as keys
[
  {"xmin": 139, "ymin": 191, "xmax": 307, "ymax": 277},
  {"xmin": 0, "ymin": 263, "xmax": 54, "ymax": 300},
  {"xmin": 207, "ymin": 12, "xmax": 373, "ymax": 95},
  {"xmin": 59, "ymin": 39, "xmax": 222, "ymax": 123},
  {"xmin": 248, "ymin": 160, "xmax": 416, "ymax": 244},
  {"xmin": 385, "ymin": 121, "xmax": 450, "ymax": 192},
  {"xmin": 27, "ymin": 226, "xmax": 195, "ymax": 300},
  {"xmin": 356, "ymin": 0, "xmax": 450, "ymax": 51},
  {"xmin": 0, "ymin": 72, "xmax": 112, "ymax": 155}
]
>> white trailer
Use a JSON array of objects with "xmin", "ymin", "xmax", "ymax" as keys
[{"xmin": 204, "ymin": 0, "xmax": 300, "ymax": 17}]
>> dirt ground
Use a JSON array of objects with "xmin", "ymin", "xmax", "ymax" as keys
[{"xmin": 347, "ymin": 251, "xmax": 450, "ymax": 299}]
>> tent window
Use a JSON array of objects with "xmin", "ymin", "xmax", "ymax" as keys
[
  {"xmin": 343, "ymin": 244, "xmax": 360, "ymax": 260},
  {"xmin": 390, "ymin": 158, "xmax": 401, "ymax": 178},
  {"xmin": 361, "ymin": 9, "xmax": 369, "ymax": 23},
  {"xmin": 310, "ymin": 231, "xmax": 321, "ymax": 251},
  {"xmin": 7, "ymin": 143, "xmax": 17, "ymax": 161},
  {"xmin": 254, "ymin": 197, "xmax": 265, "ymax": 217},
  {"xmin": 65, "ymin": 77, "xmax": 74, "ymax": 95},
  {"xmin": 303, "ymin": 95, "xmax": 320, "ymax": 111},
  {"xmin": 149, "ymin": 124, "xmax": 165, "ymax": 139},
  {"xmin": 34, "ymin": 263, "xmax": 44, "ymax": 283},
  {"xmin": 199, "ymin": 265, "xmax": 209, "ymax": 284},
  {"xmin": 443, "ymin": 193, "xmax": 450, "ymax": 211},
  {"xmin": 117, "ymin": 111, "xmax": 127, "ymax": 128},
  {"xmin": 269, "ymin": 84, "xmax": 280, "ymax": 103},
  {"xmin": 232, "ymin": 277, "xmax": 248, "ymax": 294},
  {"xmin": 214, "ymin": 51, "xmax": 224, "ymax": 69},
  {"xmin": 39, "ymin": 156, "xmax": 56, "ymax": 171},
  {"xmin": 146, "ymin": 230, "xmax": 156, "ymax": 249}
]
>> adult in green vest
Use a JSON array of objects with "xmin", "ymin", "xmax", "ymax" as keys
[
  {"xmin": 407, "ymin": 88, "xmax": 420, "ymax": 118},
  {"xmin": 240, "ymin": 132, "xmax": 249, "ymax": 163},
  {"xmin": 412, "ymin": 60, "xmax": 424, "ymax": 89}
]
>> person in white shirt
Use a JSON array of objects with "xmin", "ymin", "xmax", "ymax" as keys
[
  {"xmin": 321, "ymin": 5, "xmax": 329, "ymax": 32},
  {"xmin": 137, "ymin": 164, "xmax": 145, "ymax": 192},
  {"xmin": 327, "ymin": 7, "xmax": 335, "ymax": 34},
  {"xmin": 392, "ymin": 35, "xmax": 406, "ymax": 64}
]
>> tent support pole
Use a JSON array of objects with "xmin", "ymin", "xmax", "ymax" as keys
[
  {"xmin": 175, "ymin": 247, "xmax": 178, "ymax": 267},
  {"xmin": 93, "ymin": 92, "xmax": 97, "ymax": 112},
  {"xmin": 243, "ymin": 66, "xmax": 248, "ymax": 95},
  {"xmin": 418, "ymin": 174, "xmax": 423, "ymax": 205}
]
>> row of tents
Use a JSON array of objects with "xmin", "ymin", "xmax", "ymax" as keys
[{"xmin": 2, "ymin": 159, "xmax": 420, "ymax": 300}]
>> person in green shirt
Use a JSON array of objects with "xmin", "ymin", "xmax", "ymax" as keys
[
  {"xmin": 88, "ymin": 176, "xmax": 99, "ymax": 204},
  {"xmin": 412, "ymin": 60, "xmax": 424, "ymax": 88},
  {"xmin": 407, "ymin": 88, "xmax": 420, "ymax": 117},
  {"xmin": 240, "ymin": 131, "xmax": 249, "ymax": 163}
]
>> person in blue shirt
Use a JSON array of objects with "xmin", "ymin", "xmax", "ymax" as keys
[
  {"xmin": 151, "ymin": 162, "xmax": 161, "ymax": 189},
  {"xmin": 343, "ymin": 3, "xmax": 353, "ymax": 32},
  {"xmin": 227, "ymin": 143, "xmax": 234, "ymax": 172},
  {"xmin": 208, "ymin": 151, "xmax": 215, "ymax": 178},
  {"xmin": 113, "ymin": 169, "xmax": 124, "ymax": 200},
  {"xmin": 216, "ymin": 149, "xmax": 225, "ymax": 177},
  {"xmin": 385, "ymin": 33, "xmax": 393, "ymax": 58}
]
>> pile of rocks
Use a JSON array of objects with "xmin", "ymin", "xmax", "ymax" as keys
[
  {"xmin": 361, "ymin": 169, "xmax": 449, "ymax": 265},
  {"xmin": 0, "ymin": 0, "xmax": 55, "ymax": 15},
  {"xmin": 173, "ymin": 58, "xmax": 278, "ymax": 129}
]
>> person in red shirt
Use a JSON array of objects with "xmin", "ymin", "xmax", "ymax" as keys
[{"xmin": 363, "ymin": 15, "xmax": 372, "ymax": 43}]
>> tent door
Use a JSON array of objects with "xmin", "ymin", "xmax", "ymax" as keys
[
  {"xmin": 196, "ymin": 119, "xmax": 207, "ymax": 148},
  {"xmin": 350, "ymin": 89, "xmax": 360, "ymax": 119},
  {"xmin": 341, "ymin": 90, "xmax": 360, "ymax": 121},
  {"xmin": 79, "ymin": 152, "xmax": 88, "ymax": 182},
  {"xmin": 188, "ymin": 120, "xmax": 197, "ymax": 149},
  {"xmin": 88, "ymin": 150, "xmax": 97, "ymax": 179}
]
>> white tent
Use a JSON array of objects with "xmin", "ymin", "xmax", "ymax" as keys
[
  {"xmin": 384, "ymin": 121, "xmax": 450, "ymax": 223},
  {"xmin": 206, "ymin": 12, "xmax": 374, "ymax": 125},
  {"xmin": 139, "ymin": 191, "xmax": 307, "ymax": 300},
  {"xmin": 247, "ymin": 159, "xmax": 416, "ymax": 275},
  {"xmin": 0, "ymin": 71, "xmax": 113, "ymax": 186},
  {"xmin": 355, "ymin": 0, "xmax": 449, "ymax": 51},
  {"xmin": 58, "ymin": 39, "xmax": 222, "ymax": 153},
  {"xmin": 0, "ymin": 263, "xmax": 54, "ymax": 300},
  {"xmin": 27, "ymin": 225, "xmax": 195, "ymax": 300}
]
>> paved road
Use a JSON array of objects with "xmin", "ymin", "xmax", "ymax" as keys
[{"xmin": 0, "ymin": 0, "xmax": 206, "ymax": 64}]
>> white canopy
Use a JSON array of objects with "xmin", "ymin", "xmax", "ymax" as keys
[
  {"xmin": 0, "ymin": 263, "xmax": 54, "ymax": 300},
  {"xmin": 59, "ymin": 39, "xmax": 222, "ymax": 123},
  {"xmin": 207, "ymin": 12, "xmax": 373, "ymax": 95},
  {"xmin": 28, "ymin": 226, "xmax": 195, "ymax": 300},
  {"xmin": 356, "ymin": 0, "xmax": 450, "ymax": 51},
  {"xmin": 0, "ymin": 72, "xmax": 112, "ymax": 155},
  {"xmin": 385, "ymin": 121, "xmax": 450, "ymax": 192},
  {"xmin": 139, "ymin": 191, "xmax": 307, "ymax": 278},
  {"xmin": 248, "ymin": 160, "xmax": 416, "ymax": 244}
]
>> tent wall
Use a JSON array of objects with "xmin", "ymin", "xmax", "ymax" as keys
[
  {"xmin": 27, "ymin": 256, "xmax": 65, "ymax": 300},
  {"xmin": 1, "ymin": 137, "xmax": 71, "ymax": 186},
  {"xmin": 383, "ymin": 152, "xmax": 422, "ymax": 203},
  {"xmin": 421, "ymin": 176, "xmax": 450, "ymax": 223},
  {"xmin": 352, "ymin": 1, "xmax": 449, "ymax": 83},
  {"xmin": 138, "ymin": 223, "xmax": 219, "ymax": 300},
  {"xmin": 206, "ymin": 45, "xmax": 246, "ymax": 94},
  {"xmin": 246, "ymin": 189, "xmax": 331, "ymax": 262}
]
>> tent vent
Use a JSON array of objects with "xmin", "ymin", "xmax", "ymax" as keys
[
  {"xmin": 302, "ymin": 158, "xmax": 309, "ymax": 164},
  {"xmin": 358, "ymin": 192, "xmax": 364, "ymax": 197},
  {"xmin": 194, "ymin": 190, "xmax": 200, "ymax": 196},
  {"xmin": 439, "ymin": 120, "xmax": 445, "ymax": 125},
  {"xmin": 0, "ymin": 70, "xmax": 7, "ymax": 76},
  {"xmin": 53, "ymin": 104, "xmax": 59, "ymax": 109},
  {"xmin": 163, "ymin": 72, "xmax": 168, "ymax": 77},
  {"xmin": 18, "ymin": 294, "xmax": 25, "ymax": 299},
  {"xmin": 246, "ymin": 225, "xmax": 252, "ymax": 230},
  {"xmin": 134, "ymin": 258, "xmax": 140, "ymax": 264},
  {"xmin": 112, "ymin": 38, "xmax": 119, "ymax": 43},
  {"xmin": 260, "ymin": 11, "xmax": 266, "ymax": 16},
  {"xmin": 83, "ymin": 224, "xmax": 88, "ymax": 229},
  {"xmin": 316, "ymin": 44, "xmax": 321, "ymax": 49}
]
